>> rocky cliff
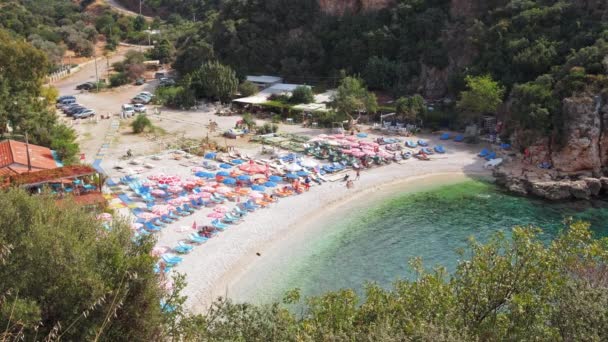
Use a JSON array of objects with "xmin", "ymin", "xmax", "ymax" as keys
[{"xmin": 318, "ymin": 0, "xmax": 394, "ymax": 15}]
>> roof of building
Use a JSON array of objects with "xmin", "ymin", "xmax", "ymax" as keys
[
  {"xmin": 1, "ymin": 165, "xmax": 98, "ymax": 188},
  {"xmin": 0, "ymin": 140, "xmax": 58, "ymax": 176},
  {"xmin": 246, "ymin": 75, "xmax": 283, "ymax": 84},
  {"xmin": 233, "ymin": 83, "xmax": 310, "ymax": 104}
]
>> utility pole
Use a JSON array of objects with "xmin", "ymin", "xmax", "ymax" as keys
[
  {"xmin": 139, "ymin": 0, "xmax": 142, "ymax": 16},
  {"xmin": 94, "ymin": 52, "xmax": 100, "ymax": 92}
]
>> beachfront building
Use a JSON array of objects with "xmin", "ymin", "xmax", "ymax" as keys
[
  {"xmin": 0, "ymin": 139, "xmax": 62, "ymax": 176},
  {"xmin": 233, "ymin": 83, "xmax": 312, "ymax": 105},
  {"xmin": 245, "ymin": 75, "xmax": 283, "ymax": 89}
]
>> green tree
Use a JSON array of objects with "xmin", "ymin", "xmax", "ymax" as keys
[
  {"xmin": 510, "ymin": 75, "xmax": 558, "ymax": 136},
  {"xmin": 332, "ymin": 77, "xmax": 376, "ymax": 128},
  {"xmin": 238, "ymin": 81, "xmax": 259, "ymax": 97},
  {"xmin": 191, "ymin": 61, "xmax": 238, "ymax": 103},
  {"xmin": 131, "ymin": 114, "xmax": 153, "ymax": 133},
  {"xmin": 0, "ymin": 190, "xmax": 167, "ymax": 340},
  {"xmin": 395, "ymin": 94, "xmax": 426, "ymax": 123},
  {"xmin": 148, "ymin": 39, "xmax": 175, "ymax": 64},
  {"xmin": 110, "ymin": 72, "xmax": 129, "ymax": 87},
  {"xmin": 134, "ymin": 15, "xmax": 146, "ymax": 31},
  {"xmin": 457, "ymin": 75, "xmax": 505, "ymax": 122},
  {"xmin": 289, "ymin": 85, "xmax": 314, "ymax": 104},
  {"xmin": 50, "ymin": 124, "xmax": 79, "ymax": 164}
]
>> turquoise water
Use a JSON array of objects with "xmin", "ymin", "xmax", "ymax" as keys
[{"xmin": 238, "ymin": 180, "xmax": 608, "ymax": 302}]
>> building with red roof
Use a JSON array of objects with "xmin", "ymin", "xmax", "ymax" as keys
[{"xmin": 0, "ymin": 139, "xmax": 60, "ymax": 176}]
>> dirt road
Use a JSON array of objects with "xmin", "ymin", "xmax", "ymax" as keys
[{"xmin": 102, "ymin": 0, "xmax": 153, "ymax": 20}]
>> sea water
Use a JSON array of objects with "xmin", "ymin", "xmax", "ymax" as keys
[{"xmin": 231, "ymin": 179, "xmax": 608, "ymax": 303}]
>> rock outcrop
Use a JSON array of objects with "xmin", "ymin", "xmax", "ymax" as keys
[
  {"xmin": 551, "ymin": 96, "xmax": 603, "ymax": 174},
  {"xmin": 318, "ymin": 0, "xmax": 394, "ymax": 15}
]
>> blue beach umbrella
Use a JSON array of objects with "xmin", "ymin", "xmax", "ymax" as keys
[
  {"xmin": 232, "ymin": 159, "xmax": 245, "ymax": 165},
  {"xmin": 216, "ymin": 171, "xmax": 230, "ymax": 177},
  {"xmin": 264, "ymin": 181, "xmax": 277, "ymax": 187},
  {"xmin": 223, "ymin": 177, "xmax": 236, "ymax": 185},
  {"xmin": 237, "ymin": 175, "xmax": 250, "ymax": 181},
  {"xmin": 357, "ymin": 133, "xmax": 368, "ymax": 138},
  {"xmin": 268, "ymin": 175, "xmax": 283, "ymax": 182},
  {"xmin": 251, "ymin": 185, "xmax": 266, "ymax": 192},
  {"xmin": 219, "ymin": 163, "xmax": 232, "ymax": 169},
  {"xmin": 297, "ymin": 170, "xmax": 310, "ymax": 177},
  {"xmin": 285, "ymin": 173, "xmax": 299, "ymax": 179},
  {"xmin": 204, "ymin": 152, "xmax": 217, "ymax": 159},
  {"xmin": 195, "ymin": 171, "xmax": 215, "ymax": 179}
]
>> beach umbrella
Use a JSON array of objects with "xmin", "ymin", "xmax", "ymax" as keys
[
  {"xmin": 219, "ymin": 163, "xmax": 232, "ymax": 169},
  {"xmin": 285, "ymin": 173, "xmax": 299, "ymax": 179},
  {"xmin": 232, "ymin": 159, "xmax": 245, "ymax": 165},
  {"xmin": 139, "ymin": 212, "xmax": 159, "ymax": 220},
  {"xmin": 297, "ymin": 170, "xmax": 310, "ymax": 177},
  {"xmin": 214, "ymin": 206, "xmax": 229, "ymax": 213},
  {"xmin": 251, "ymin": 185, "xmax": 266, "ymax": 192},
  {"xmin": 238, "ymin": 160, "xmax": 268, "ymax": 174},
  {"xmin": 249, "ymin": 192, "xmax": 263, "ymax": 199},
  {"xmin": 195, "ymin": 171, "xmax": 214, "ymax": 179},
  {"xmin": 357, "ymin": 133, "xmax": 368, "ymax": 138},
  {"xmin": 223, "ymin": 177, "xmax": 236, "ymax": 185},
  {"xmin": 215, "ymin": 186, "xmax": 231, "ymax": 194},
  {"xmin": 216, "ymin": 171, "xmax": 230, "ymax": 177},
  {"xmin": 191, "ymin": 166, "xmax": 205, "ymax": 173},
  {"xmin": 168, "ymin": 185, "xmax": 183, "ymax": 193},
  {"xmin": 151, "ymin": 205, "xmax": 174, "ymax": 216},
  {"xmin": 284, "ymin": 163, "xmax": 302, "ymax": 172},
  {"xmin": 207, "ymin": 212, "xmax": 223, "ymax": 218},
  {"xmin": 199, "ymin": 192, "xmax": 212, "ymax": 198},
  {"xmin": 204, "ymin": 152, "xmax": 217, "ymax": 159},
  {"xmin": 237, "ymin": 174, "xmax": 250, "ymax": 181},
  {"xmin": 264, "ymin": 181, "xmax": 277, "ymax": 187},
  {"xmin": 268, "ymin": 175, "xmax": 283, "ymax": 182},
  {"xmin": 300, "ymin": 159, "xmax": 318, "ymax": 168},
  {"xmin": 201, "ymin": 186, "xmax": 215, "ymax": 192}
]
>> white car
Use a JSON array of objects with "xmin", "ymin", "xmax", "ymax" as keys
[
  {"xmin": 134, "ymin": 104, "xmax": 147, "ymax": 113},
  {"xmin": 122, "ymin": 104, "xmax": 135, "ymax": 117},
  {"xmin": 138, "ymin": 91, "xmax": 154, "ymax": 98}
]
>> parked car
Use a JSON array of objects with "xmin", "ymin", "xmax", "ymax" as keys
[
  {"xmin": 56, "ymin": 98, "xmax": 76, "ymax": 108},
  {"xmin": 131, "ymin": 95, "xmax": 151, "ymax": 104},
  {"xmin": 122, "ymin": 104, "xmax": 135, "ymax": 117},
  {"xmin": 61, "ymin": 103, "xmax": 81, "ymax": 112},
  {"xmin": 138, "ymin": 91, "xmax": 154, "ymax": 98},
  {"xmin": 76, "ymin": 82, "xmax": 95, "ymax": 90},
  {"xmin": 159, "ymin": 77, "xmax": 175, "ymax": 87},
  {"xmin": 134, "ymin": 104, "xmax": 147, "ymax": 113},
  {"xmin": 135, "ymin": 78, "xmax": 145, "ymax": 85},
  {"xmin": 56, "ymin": 95, "xmax": 75, "ymax": 103},
  {"xmin": 74, "ymin": 109, "xmax": 96, "ymax": 119},
  {"xmin": 68, "ymin": 107, "xmax": 88, "ymax": 116}
]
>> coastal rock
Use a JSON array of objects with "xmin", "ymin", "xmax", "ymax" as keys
[
  {"xmin": 600, "ymin": 103, "xmax": 608, "ymax": 167},
  {"xmin": 551, "ymin": 96, "xmax": 602, "ymax": 173},
  {"xmin": 569, "ymin": 180, "xmax": 592, "ymax": 200},
  {"xmin": 418, "ymin": 64, "xmax": 449, "ymax": 99},
  {"xmin": 506, "ymin": 178, "xmax": 528, "ymax": 196},
  {"xmin": 529, "ymin": 181, "xmax": 571, "ymax": 201},
  {"xmin": 582, "ymin": 177, "xmax": 602, "ymax": 196},
  {"xmin": 601, "ymin": 177, "xmax": 608, "ymax": 191}
]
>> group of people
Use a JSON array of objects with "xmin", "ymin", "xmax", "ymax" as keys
[{"xmin": 343, "ymin": 169, "xmax": 361, "ymax": 189}]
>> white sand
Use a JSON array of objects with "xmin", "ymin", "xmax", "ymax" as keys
[{"xmin": 122, "ymin": 140, "xmax": 490, "ymax": 313}]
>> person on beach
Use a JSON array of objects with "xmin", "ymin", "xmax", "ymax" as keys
[
  {"xmin": 346, "ymin": 180, "xmax": 354, "ymax": 189},
  {"xmin": 343, "ymin": 174, "xmax": 350, "ymax": 182},
  {"xmin": 304, "ymin": 176, "xmax": 311, "ymax": 191},
  {"xmin": 355, "ymin": 169, "xmax": 360, "ymax": 180}
]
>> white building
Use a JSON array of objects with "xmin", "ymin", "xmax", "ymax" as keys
[{"xmin": 245, "ymin": 75, "xmax": 283, "ymax": 89}]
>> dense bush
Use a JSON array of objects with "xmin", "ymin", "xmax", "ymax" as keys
[
  {"xmin": 131, "ymin": 114, "xmax": 153, "ymax": 133},
  {"xmin": 289, "ymin": 85, "xmax": 314, "ymax": 104},
  {"xmin": 110, "ymin": 72, "xmax": 129, "ymax": 87},
  {"xmin": 238, "ymin": 81, "xmax": 259, "ymax": 97}
]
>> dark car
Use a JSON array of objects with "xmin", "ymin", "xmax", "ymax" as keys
[
  {"xmin": 56, "ymin": 95, "xmax": 75, "ymax": 103},
  {"xmin": 159, "ymin": 78, "xmax": 175, "ymax": 87},
  {"xmin": 76, "ymin": 82, "xmax": 95, "ymax": 90},
  {"xmin": 135, "ymin": 78, "xmax": 145, "ymax": 85},
  {"xmin": 67, "ymin": 106, "xmax": 87, "ymax": 116}
]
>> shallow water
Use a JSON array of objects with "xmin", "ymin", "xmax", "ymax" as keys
[{"xmin": 232, "ymin": 180, "xmax": 608, "ymax": 303}]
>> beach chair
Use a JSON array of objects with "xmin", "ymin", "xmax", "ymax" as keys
[
  {"xmin": 440, "ymin": 133, "xmax": 450, "ymax": 140},
  {"xmin": 175, "ymin": 207, "xmax": 191, "ymax": 216},
  {"xmin": 417, "ymin": 140, "xmax": 428, "ymax": 147},
  {"xmin": 183, "ymin": 204, "xmax": 196, "ymax": 213},
  {"xmin": 161, "ymin": 254, "xmax": 183, "ymax": 266},
  {"xmin": 478, "ymin": 148, "xmax": 489, "ymax": 157},
  {"xmin": 144, "ymin": 222, "xmax": 161, "ymax": 232},
  {"xmin": 211, "ymin": 220, "xmax": 229, "ymax": 230},
  {"xmin": 222, "ymin": 214, "xmax": 240, "ymax": 224},
  {"xmin": 152, "ymin": 219, "xmax": 167, "ymax": 228},
  {"xmin": 485, "ymin": 152, "xmax": 497, "ymax": 160},
  {"xmin": 233, "ymin": 207, "xmax": 248, "ymax": 217},
  {"xmin": 421, "ymin": 147, "xmax": 434, "ymax": 155},
  {"xmin": 167, "ymin": 211, "xmax": 180, "ymax": 220},
  {"xmin": 190, "ymin": 199, "xmax": 202, "ymax": 208},
  {"xmin": 160, "ymin": 215, "xmax": 175, "ymax": 224},
  {"xmin": 189, "ymin": 233, "xmax": 208, "ymax": 244},
  {"xmin": 454, "ymin": 135, "xmax": 464, "ymax": 142},
  {"xmin": 434, "ymin": 145, "xmax": 446, "ymax": 154}
]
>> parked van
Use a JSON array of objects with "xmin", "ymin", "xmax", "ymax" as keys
[{"xmin": 121, "ymin": 104, "xmax": 135, "ymax": 118}]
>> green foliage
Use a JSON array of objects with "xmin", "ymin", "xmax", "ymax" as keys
[
  {"xmin": 155, "ymin": 85, "xmax": 196, "ymax": 109},
  {"xmin": 510, "ymin": 75, "xmax": 558, "ymax": 136},
  {"xmin": 0, "ymin": 189, "xmax": 166, "ymax": 340},
  {"xmin": 148, "ymin": 39, "xmax": 175, "ymax": 64},
  {"xmin": 177, "ymin": 221, "xmax": 608, "ymax": 341},
  {"xmin": 289, "ymin": 85, "xmax": 314, "ymax": 104},
  {"xmin": 332, "ymin": 77, "xmax": 377, "ymax": 127},
  {"xmin": 110, "ymin": 72, "xmax": 129, "ymax": 87},
  {"xmin": 50, "ymin": 124, "xmax": 80, "ymax": 164},
  {"xmin": 191, "ymin": 61, "xmax": 238, "ymax": 102},
  {"xmin": 241, "ymin": 113, "xmax": 256, "ymax": 130},
  {"xmin": 258, "ymin": 123, "xmax": 279, "ymax": 134},
  {"xmin": 131, "ymin": 114, "xmax": 153, "ymax": 133},
  {"xmin": 395, "ymin": 94, "xmax": 426, "ymax": 122},
  {"xmin": 238, "ymin": 81, "xmax": 259, "ymax": 97},
  {"xmin": 457, "ymin": 75, "xmax": 505, "ymax": 122}
]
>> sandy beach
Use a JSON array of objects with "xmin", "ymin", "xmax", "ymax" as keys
[{"xmin": 125, "ymin": 141, "xmax": 491, "ymax": 313}]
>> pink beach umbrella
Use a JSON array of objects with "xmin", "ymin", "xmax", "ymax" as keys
[
  {"xmin": 191, "ymin": 166, "xmax": 205, "ymax": 173},
  {"xmin": 215, "ymin": 186, "xmax": 231, "ymax": 194},
  {"xmin": 201, "ymin": 186, "xmax": 215, "ymax": 192},
  {"xmin": 139, "ymin": 212, "xmax": 159, "ymax": 220},
  {"xmin": 199, "ymin": 192, "xmax": 212, "ymax": 198},
  {"xmin": 152, "ymin": 205, "xmax": 174, "ymax": 216},
  {"xmin": 151, "ymin": 189, "xmax": 166, "ymax": 197},
  {"xmin": 214, "ymin": 205, "xmax": 229, "ymax": 213},
  {"xmin": 168, "ymin": 185, "xmax": 183, "ymax": 193},
  {"xmin": 352, "ymin": 151, "xmax": 365, "ymax": 158},
  {"xmin": 207, "ymin": 212, "xmax": 224, "ymax": 218},
  {"xmin": 168, "ymin": 198, "xmax": 184, "ymax": 206},
  {"xmin": 249, "ymin": 192, "xmax": 263, "ymax": 199}
]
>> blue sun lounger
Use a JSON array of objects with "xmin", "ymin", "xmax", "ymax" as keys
[
  {"xmin": 189, "ymin": 233, "xmax": 208, "ymax": 244},
  {"xmin": 212, "ymin": 220, "xmax": 229, "ymax": 230},
  {"xmin": 406, "ymin": 141, "xmax": 417, "ymax": 148},
  {"xmin": 454, "ymin": 135, "xmax": 464, "ymax": 142},
  {"xmin": 485, "ymin": 152, "xmax": 497, "ymax": 160},
  {"xmin": 478, "ymin": 149, "xmax": 489, "ymax": 157},
  {"xmin": 417, "ymin": 140, "xmax": 428, "ymax": 147},
  {"xmin": 144, "ymin": 222, "xmax": 161, "ymax": 232},
  {"xmin": 440, "ymin": 133, "xmax": 450, "ymax": 140},
  {"xmin": 434, "ymin": 145, "xmax": 446, "ymax": 154}
]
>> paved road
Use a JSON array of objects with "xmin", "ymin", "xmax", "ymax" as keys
[{"xmin": 103, "ymin": 0, "xmax": 153, "ymax": 20}]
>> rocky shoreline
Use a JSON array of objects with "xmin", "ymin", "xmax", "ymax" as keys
[{"xmin": 494, "ymin": 168, "xmax": 608, "ymax": 201}]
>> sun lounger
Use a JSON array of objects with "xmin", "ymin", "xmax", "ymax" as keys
[
  {"xmin": 485, "ymin": 152, "xmax": 497, "ymax": 160},
  {"xmin": 233, "ymin": 207, "xmax": 248, "ymax": 217},
  {"xmin": 405, "ymin": 140, "xmax": 417, "ymax": 148},
  {"xmin": 417, "ymin": 140, "xmax": 428, "ymax": 147},
  {"xmin": 478, "ymin": 149, "xmax": 489, "ymax": 157},
  {"xmin": 454, "ymin": 135, "xmax": 464, "ymax": 142},
  {"xmin": 161, "ymin": 215, "xmax": 175, "ymax": 223},
  {"xmin": 152, "ymin": 219, "xmax": 166, "ymax": 228},
  {"xmin": 440, "ymin": 133, "xmax": 450, "ymax": 140},
  {"xmin": 144, "ymin": 222, "xmax": 161, "ymax": 232},
  {"xmin": 161, "ymin": 254, "xmax": 183, "ymax": 265},
  {"xmin": 434, "ymin": 145, "xmax": 446, "ymax": 154},
  {"xmin": 212, "ymin": 220, "xmax": 229, "ymax": 230},
  {"xmin": 175, "ymin": 207, "xmax": 191, "ymax": 216},
  {"xmin": 183, "ymin": 204, "xmax": 196, "ymax": 213},
  {"xmin": 174, "ymin": 243, "xmax": 193, "ymax": 254},
  {"xmin": 189, "ymin": 233, "xmax": 208, "ymax": 244}
]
